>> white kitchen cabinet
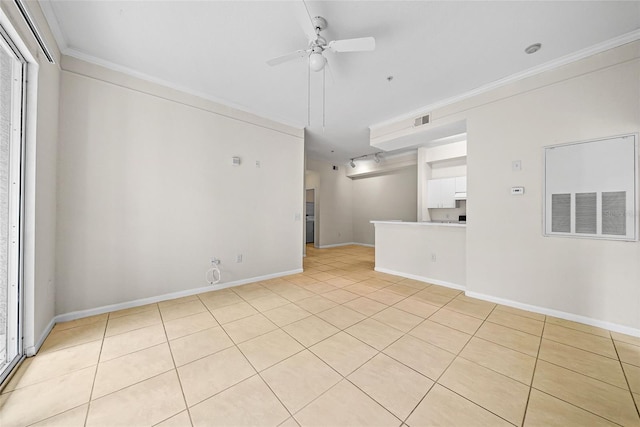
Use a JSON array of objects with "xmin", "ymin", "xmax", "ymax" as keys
[
  {"xmin": 427, "ymin": 177, "xmax": 456, "ymax": 208},
  {"xmin": 455, "ymin": 176, "xmax": 467, "ymax": 193}
]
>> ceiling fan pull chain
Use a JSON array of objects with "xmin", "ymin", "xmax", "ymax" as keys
[
  {"xmin": 307, "ymin": 55, "xmax": 311, "ymax": 127},
  {"xmin": 322, "ymin": 66, "xmax": 326, "ymax": 132}
]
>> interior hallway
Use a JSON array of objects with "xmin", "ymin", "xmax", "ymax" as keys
[{"xmin": 0, "ymin": 245, "xmax": 639, "ymax": 426}]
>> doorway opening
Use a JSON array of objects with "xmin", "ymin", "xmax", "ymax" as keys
[{"xmin": 305, "ymin": 189, "xmax": 316, "ymax": 246}]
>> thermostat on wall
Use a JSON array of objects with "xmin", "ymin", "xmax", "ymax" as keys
[
  {"xmin": 232, "ymin": 156, "xmax": 241, "ymax": 166},
  {"xmin": 511, "ymin": 187, "xmax": 525, "ymax": 195}
]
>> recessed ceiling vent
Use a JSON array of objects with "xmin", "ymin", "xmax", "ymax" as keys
[{"xmin": 414, "ymin": 114, "xmax": 430, "ymax": 127}]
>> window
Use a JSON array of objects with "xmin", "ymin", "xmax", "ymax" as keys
[{"xmin": 0, "ymin": 24, "xmax": 25, "ymax": 383}]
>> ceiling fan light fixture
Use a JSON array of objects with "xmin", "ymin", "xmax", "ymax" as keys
[{"xmin": 309, "ymin": 52, "xmax": 327, "ymax": 71}]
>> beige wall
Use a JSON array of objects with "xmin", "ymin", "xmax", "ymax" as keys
[
  {"xmin": 56, "ymin": 62, "xmax": 304, "ymax": 314},
  {"xmin": 352, "ymin": 166, "xmax": 417, "ymax": 245},
  {"xmin": 306, "ymin": 158, "xmax": 417, "ymax": 247},
  {"xmin": 374, "ymin": 222, "xmax": 466, "ymax": 288},
  {"xmin": 305, "ymin": 158, "xmax": 354, "ymax": 247},
  {"xmin": 0, "ymin": 2, "xmax": 61, "ymax": 353},
  {"xmin": 443, "ymin": 42, "xmax": 640, "ymax": 331}
]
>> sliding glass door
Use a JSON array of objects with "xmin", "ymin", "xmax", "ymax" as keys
[{"xmin": 0, "ymin": 26, "xmax": 25, "ymax": 383}]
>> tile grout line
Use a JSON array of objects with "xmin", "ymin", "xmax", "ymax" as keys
[
  {"xmin": 540, "ymin": 332, "xmax": 623, "ymax": 361},
  {"xmin": 609, "ymin": 331, "xmax": 640, "ymax": 419},
  {"xmin": 83, "ymin": 310, "xmax": 112, "ymax": 427},
  {"xmin": 528, "ymin": 320, "xmax": 631, "ymax": 426},
  {"xmin": 157, "ymin": 305, "xmax": 195, "ymax": 427},
  {"xmin": 196, "ymin": 292, "xmax": 298, "ymax": 424},
  {"xmin": 527, "ymin": 387, "xmax": 626, "ymax": 427},
  {"xmin": 520, "ymin": 314, "xmax": 547, "ymax": 426},
  {"xmin": 399, "ymin": 303, "xmax": 518, "ymax": 426}
]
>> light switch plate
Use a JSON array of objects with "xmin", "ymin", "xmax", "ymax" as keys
[
  {"xmin": 511, "ymin": 186, "xmax": 524, "ymax": 195},
  {"xmin": 512, "ymin": 160, "xmax": 522, "ymax": 171}
]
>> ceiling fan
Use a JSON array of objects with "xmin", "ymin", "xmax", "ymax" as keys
[
  {"xmin": 266, "ymin": 3, "xmax": 376, "ymax": 128},
  {"xmin": 267, "ymin": 13, "xmax": 375, "ymax": 72}
]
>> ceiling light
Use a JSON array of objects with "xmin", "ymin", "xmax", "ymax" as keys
[
  {"xmin": 525, "ymin": 43, "xmax": 542, "ymax": 54},
  {"xmin": 350, "ymin": 159, "xmax": 356, "ymax": 168},
  {"xmin": 374, "ymin": 153, "xmax": 381, "ymax": 163},
  {"xmin": 309, "ymin": 52, "xmax": 327, "ymax": 72}
]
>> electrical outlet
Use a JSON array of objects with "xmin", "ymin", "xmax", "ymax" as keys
[
  {"xmin": 431, "ymin": 253, "xmax": 436, "ymax": 262},
  {"xmin": 236, "ymin": 254, "xmax": 243, "ymax": 263}
]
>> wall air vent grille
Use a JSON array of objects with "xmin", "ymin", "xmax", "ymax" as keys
[
  {"xmin": 575, "ymin": 192, "xmax": 597, "ymax": 234},
  {"xmin": 414, "ymin": 114, "xmax": 430, "ymax": 127},
  {"xmin": 602, "ymin": 191, "xmax": 626, "ymax": 236},
  {"xmin": 551, "ymin": 194, "xmax": 571, "ymax": 233},
  {"xmin": 543, "ymin": 134, "xmax": 637, "ymax": 241}
]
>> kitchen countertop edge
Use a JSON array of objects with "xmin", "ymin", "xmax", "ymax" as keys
[{"xmin": 370, "ymin": 221, "xmax": 467, "ymax": 228}]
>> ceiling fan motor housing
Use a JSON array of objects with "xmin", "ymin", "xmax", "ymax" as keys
[{"xmin": 312, "ymin": 16, "xmax": 328, "ymax": 32}]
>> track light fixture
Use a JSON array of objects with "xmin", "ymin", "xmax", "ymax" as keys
[{"xmin": 348, "ymin": 152, "xmax": 384, "ymax": 168}]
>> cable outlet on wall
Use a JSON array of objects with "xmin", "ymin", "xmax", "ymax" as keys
[
  {"xmin": 236, "ymin": 254, "xmax": 243, "ymax": 263},
  {"xmin": 431, "ymin": 253, "xmax": 436, "ymax": 262}
]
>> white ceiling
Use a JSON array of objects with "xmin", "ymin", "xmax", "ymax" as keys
[{"xmin": 41, "ymin": 1, "xmax": 640, "ymax": 163}]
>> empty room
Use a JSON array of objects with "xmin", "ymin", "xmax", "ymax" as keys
[{"xmin": 0, "ymin": 1, "xmax": 639, "ymax": 426}]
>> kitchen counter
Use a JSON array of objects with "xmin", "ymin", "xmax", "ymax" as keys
[
  {"xmin": 372, "ymin": 220, "xmax": 466, "ymax": 289},
  {"xmin": 370, "ymin": 220, "xmax": 466, "ymax": 227}
]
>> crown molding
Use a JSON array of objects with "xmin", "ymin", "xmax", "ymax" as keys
[{"xmin": 370, "ymin": 29, "xmax": 640, "ymax": 131}]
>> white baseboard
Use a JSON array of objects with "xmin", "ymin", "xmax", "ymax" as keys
[
  {"xmin": 318, "ymin": 242, "xmax": 375, "ymax": 249},
  {"xmin": 466, "ymin": 291, "xmax": 640, "ymax": 338},
  {"xmin": 54, "ymin": 268, "xmax": 303, "ymax": 324},
  {"xmin": 376, "ymin": 266, "xmax": 640, "ymax": 337},
  {"xmin": 25, "ymin": 316, "xmax": 56, "ymax": 356},
  {"xmin": 374, "ymin": 267, "xmax": 466, "ymax": 291}
]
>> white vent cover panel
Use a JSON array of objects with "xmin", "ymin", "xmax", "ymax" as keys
[{"xmin": 544, "ymin": 134, "xmax": 638, "ymax": 241}]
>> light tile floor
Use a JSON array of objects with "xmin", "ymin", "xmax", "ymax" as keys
[{"xmin": 1, "ymin": 245, "xmax": 640, "ymax": 426}]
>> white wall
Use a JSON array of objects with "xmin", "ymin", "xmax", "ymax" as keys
[
  {"xmin": 446, "ymin": 42, "xmax": 640, "ymax": 331},
  {"xmin": 306, "ymin": 157, "xmax": 417, "ymax": 247},
  {"xmin": 352, "ymin": 166, "xmax": 417, "ymax": 245},
  {"xmin": 305, "ymin": 158, "xmax": 353, "ymax": 247},
  {"xmin": 56, "ymin": 60, "xmax": 304, "ymax": 315},
  {"xmin": 0, "ymin": 2, "xmax": 60, "ymax": 353},
  {"xmin": 374, "ymin": 222, "xmax": 466, "ymax": 288}
]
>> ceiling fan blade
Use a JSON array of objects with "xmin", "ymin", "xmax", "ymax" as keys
[
  {"xmin": 327, "ymin": 37, "xmax": 376, "ymax": 53},
  {"xmin": 294, "ymin": 0, "xmax": 317, "ymax": 41},
  {"xmin": 267, "ymin": 49, "xmax": 309, "ymax": 66}
]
